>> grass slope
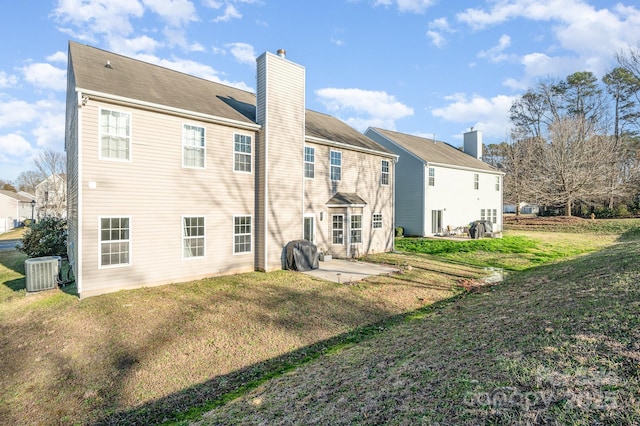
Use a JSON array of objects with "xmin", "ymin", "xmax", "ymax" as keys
[{"xmin": 194, "ymin": 226, "xmax": 640, "ymax": 425}]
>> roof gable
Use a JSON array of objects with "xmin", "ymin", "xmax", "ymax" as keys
[{"xmin": 369, "ymin": 127, "xmax": 498, "ymax": 173}]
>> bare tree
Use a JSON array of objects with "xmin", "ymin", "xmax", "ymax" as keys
[
  {"xmin": 14, "ymin": 170, "xmax": 43, "ymax": 194},
  {"xmin": 535, "ymin": 117, "xmax": 617, "ymax": 215}
]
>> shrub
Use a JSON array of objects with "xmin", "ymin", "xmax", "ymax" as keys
[
  {"xmin": 395, "ymin": 227, "xmax": 404, "ymax": 237},
  {"xmin": 19, "ymin": 216, "xmax": 67, "ymax": 258}
]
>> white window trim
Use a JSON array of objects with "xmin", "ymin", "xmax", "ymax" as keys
[
  {"xmin": 474, "ymin": 173, "xmax": 479, "ymax": 190},
  {"xmin": 98, "ymin": 216, "xmax": 132, "ymax": 269},
  {"xmin": 233, "ymin": 214, "xmax": 252, "ymax": 255},
  {"xmin": 98, "ymin": 108, "xmax": 132, "ymax": 162},
  {"xmin": 428, "ymin": 167, "xmax": 435, "ymax": 186},
  {"xmin": 304, "ymin": 146, "xmax": 315, "ymax": 179},
  {"xmin": 381, "ymin": 160, "xmax": 390, "ymax": 186},
  {"xmin": 233, "ymin": 132, "xmax": 253, "ymax": 174},
  {"xmin": 495, "ymin": 176, "xmax": 500, "ymax": 191},
  {"xmin": 182, "ymin": 123, "xmax": 206, "ymax": 169},
  {"xmin": 330, "ymin": 150, "xmax": 342, "ymax": 182},
  {"xmin": 182, "ymin": 215, "xmax": 206, "ymax": 260},
  {"xmin": 332, "ymin": 214, "xmax": 344, "ymax": 245}
]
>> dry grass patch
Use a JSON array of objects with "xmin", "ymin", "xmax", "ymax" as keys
[{"xmin": 0, "ymin": 251, "xmax": 485, "ymax": 425}]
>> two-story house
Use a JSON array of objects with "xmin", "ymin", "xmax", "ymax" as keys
[
  {"xmin": 364, "ymin": 127, "xmax": 503, "ymax": 237},
  {"xmin": 35, "ymin": 174, "xmax": 67, "ymax": 219},
  {"xmin": 65, "ymin": 42, "xmax": 396, "ymax": 298}
]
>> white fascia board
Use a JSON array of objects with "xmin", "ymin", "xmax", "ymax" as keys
[
  {"xmin": 306, "ymin": 135, "xmax": 399, "ymax": 161},
  {"xmin": 427, "ymin": 161, "xmax": 506, "ymax": 175},
  {"xmin": 78, "ymin": 88, "xmax": 262, "ymax": 132}
]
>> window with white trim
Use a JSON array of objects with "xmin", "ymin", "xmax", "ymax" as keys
[
  {"xmin": 183, "ymin": 216, "xmax": 205, "ymax": 258},
  {"xmin": 234, "ymin": 216, "xmax": 251, "ymax": 253},
  {"xmin": 183, "ymin": 124, "xmax": 205, "ymax": 168},
  {"xmin": 304, "ymin": 146, "xmax": 315, "ymax": 178},
  {"xmin": 381, "ymin": 160, "xmax": 389, "ymax": 185},
  {"xmin": 372, "ymin": 213, "xmax": 383, "ymax": 229},
  {"xmin": 480, "ymin": 209, "xmax": 498, "ymax": 224},
  {"xmin": 495, "ymin": 176, "xmax": 500, "ymax": 191},
  {"xmin": 100, "ymin": 109, "xmax": 130, "ymax": 160},
  {"xmin": 100, "ymin": 217, "xmax": 130, "ymax": 267},
  {"xmin": 234, "ymin": 134, "xmax": 252, "ymax": 172},
  {"xmin": 473, "ymin": 173, "xmax": 479, "ymax": 190},
  {"xmin": 428, "ymin": 167, "xmax": 435, "ymax": 186},
  {"xmin": 351, "ymin": 214, "xmax": 362, "ymax": 243},
  {"xmin": 332, "ymin": 214, "xmax": 344, "ymax": 244},
  {"xmin": 330, "ymin": 150, "xmax": 341, "ymax": 181}
]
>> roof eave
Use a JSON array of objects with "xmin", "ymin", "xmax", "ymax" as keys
[{"xmin": 305, "ymin": 135, "xmax": 398, "ymax": 160}]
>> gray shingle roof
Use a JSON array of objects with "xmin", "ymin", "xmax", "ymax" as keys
[
  {"xmin": 69, "ymin": 42, "xmax": 392, "ymax": 155},
  {"xmin": 369, "ymin": 127, "xmax": 498, "ymax": 172},
  {"xmin": 0, "ymin": 190, "xmax": 33, "ymax": 202},
  {"xmin": 326, "ymin": 193, "xmax": 367, "ymax": 206}
]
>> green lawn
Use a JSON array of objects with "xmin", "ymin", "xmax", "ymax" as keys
[{"xmin": 2, "ymin": 218, "xmax": 639, "ymax": 425}]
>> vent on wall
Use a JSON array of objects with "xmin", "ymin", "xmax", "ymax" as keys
[{"xmin": 25, "ymin": 256, "xmax": 61, "ymax": 292}]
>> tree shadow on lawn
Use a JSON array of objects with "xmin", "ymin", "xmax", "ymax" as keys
[{"xmin": 95, "ymin": 292, "xmax": 465, "ymax": 426}]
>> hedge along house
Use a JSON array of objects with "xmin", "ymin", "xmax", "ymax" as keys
[
  {"xmin": 65, "ymin": 42, "xmax": 396, "ymax": 298},
  {"xmin": 364, "ymin": 127, "xmax": 504, "ymax": 237}
]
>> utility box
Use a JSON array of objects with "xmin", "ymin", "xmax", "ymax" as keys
[{"xmin": 25, "ymin": 256, "xmax": 61, "ymax": 292}]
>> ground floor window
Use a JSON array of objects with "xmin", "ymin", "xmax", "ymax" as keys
[
  {"xmin": 100, "ymin": 217, "xmax": 130, "ymax": 267},
  {"xmin": 372, "ymin": 213, "xmax": 383, "ymax": 229},
  {"xmin": 304, "ymin": 216, "xmax": 314, "ymax": 243},
  {"xmin": 481, "ymin": 208, "xmax": 498, "ymax": 224},
  {"xmin": 183, "ymin": 216, "xmax": 205, "ymax": 258},
  {"xmin": 351, "ymin": 214, "xmax": 362, "ymax": 243},
  {"xmin": 332, "ymin": 215, "xmax": 344, "ymax": 244},
  {"xmin": 234, "ymin": 215, "xmax": 251, "ymax": 253}
]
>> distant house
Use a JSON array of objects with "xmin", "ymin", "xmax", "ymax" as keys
[
  {"xmin": 364, "ymin": 128, "xmax": 504, "ymax": 236},
  {"xmin": 504, "ymin": 202, "xmax": 540, "ymax": 215},
  {"xmin": 0, "ymin": 190, "xmax": 35, "ymax": 233},
  {"xmin": 35, "ymin": 174, "xmax": 67, "ymax": 219},
  {"xmin": 65, "ymin": 42, "xmax": 396, "ymax": 298}
]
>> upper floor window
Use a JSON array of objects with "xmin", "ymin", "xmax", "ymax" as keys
[
  {"xmin": 183, "ymin": 216, "xmax": 205, "ymax": 258},
  {"xmin": 495, "ymin": 176, "xmax": 500, "ymax": 191},
  {"xmin": 428, "ymin": 167, "xmax": 435, "ymax": 186},
  {"xmin": 381, "ymin": 160, "xmax": 390, "ymax": 185},
  {"xmin": 304, "ymin": 146, "xmax": 315, "ymax": 178},
  {"xmin": 183, "ymin": 125, "xmax": 205, "ymax": 168},
  {"xmin": 473, "ymin": 173, "xmax": 479, "ymax": 190},
  {"xmin": 234, "ymin": 134, "xmax": 252, "ymax": 172},
  {"xmin": 100, "ymin": 217, "xmax": 130, "ymax": 267},
  {"xmin": 100, "ymin": 109, "xmax": 130, "ymax": 161},
  {"xmin": 330, "ymin": 150, "xmax": 342, "ymax": 181}
]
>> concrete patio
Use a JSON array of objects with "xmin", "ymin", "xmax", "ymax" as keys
[{"xmin": 302, "ymin": 259, "xmax": 400, "ymax": 284}]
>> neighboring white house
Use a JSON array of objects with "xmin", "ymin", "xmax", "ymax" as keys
[
  {"xmin": 65, "ymin": 42, "xmax": 396, "ymax": 298},
  {"xmin": 35, "ymin": 174, "xmax": 67, "ymax": 219},
  {"xmin": 0, "ymin": 190, "xmax": 35, "ymax": 233},
  {"xmin": 364, "ymin": 127, "xmax": 504, "ymax": 236},
  {"xmin": 504, "ymin": 202, "xmax": 540, "ymax": 215}
]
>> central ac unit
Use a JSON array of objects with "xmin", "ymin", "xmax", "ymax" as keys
[{"xmin": 25, "ymin": 256, "xmax": 61, "ymax": 292}]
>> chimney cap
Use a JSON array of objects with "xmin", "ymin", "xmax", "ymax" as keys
[{"xmin": 277, "ymin": 49, "xmax": 286, "ymax": 58}]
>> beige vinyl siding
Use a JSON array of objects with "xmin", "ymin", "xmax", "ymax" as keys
[
  {"xmin": 304, "ymin": 141, "xmax": 394, "ymax": 258},
  {"xmin": 79, "ymin": 100, "xmax": 256, "ymax": 297},
  {"xmin": 65, "ymin": 64, "xmax": 80, "ymax": 283},
  {"xmin": 256, "ymin": 52, "xmax": 305, "ymax": 271}
]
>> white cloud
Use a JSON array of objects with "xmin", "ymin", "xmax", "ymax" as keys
[
  {"xmin": 316, "ymin": 88, "xmax": 414, "ymax": 131},
  {"xmin": 226, "ymin": 42, "xmax": 256, "ymax": 65},
  {"xmin": 46, "ymin": 51, "xmax": 68, "ymax": 63},
  {"xmin": 212, "ymin": 4, "xmax": 241, "ymax": 22},
  {"xmin": 21, "ymin": 63, "xmax": 67, "ymax": 92},
  {"xmin": 53, "ymin": 0, "xmax": 145, "ymax": 37},
  {"xmin": 427, "ymin": 17, "xmax": 454, "ymax": 48},
  {"xmin": 32, "ymin": 110, "xmax": 66, "ymax": 149},
  {"xmin": 0, "ymin": 133, "xmax": 33, "ymax": 156},
  {"xmin": 431, "ymin": 93, "xmax": 517, "ymax": 139},
  {"xmin": 0, "ymin": 71, "xmax": 18, "ymax": 88},
  {"xmin": 477, "ymin": 34, "xmax": 512, "ymax": 63},
  {"xmin": 0, "ymin": 100, "xmax": 41, "ymax": 128},
  {"xmin": 374, "ymin": 0, "xmax": 436, "ymax": 13},
  {"xmin": 109, "ymin": 35, "xmax": 163, "ymax": 56},
  {"xmin": 142, "ymin": 0, "xmax": 198, "ymax": 27},
  {"xmin": 457, "ymin": 0, "xmax": 640, "ymax": 79}
]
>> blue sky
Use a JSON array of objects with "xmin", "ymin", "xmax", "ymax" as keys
[{"xmin": 1, "ymin": 0, "xmax": 640, "ymax": 182}]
